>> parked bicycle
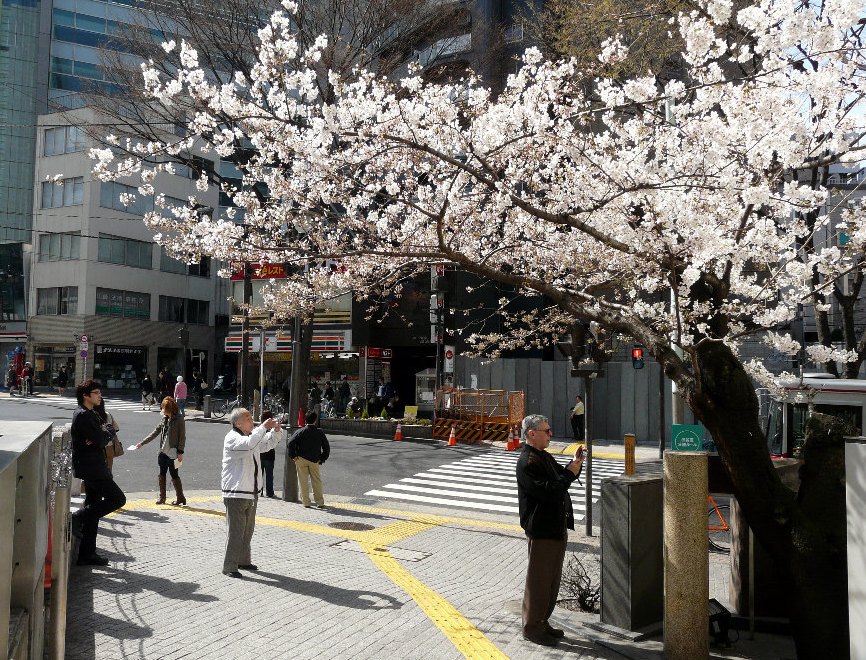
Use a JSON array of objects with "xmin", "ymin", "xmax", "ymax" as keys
[
  {"xmin": 212, "ymin": 395, "xmax": 242, "ymax": 419},
  {"xmin": 263, "ymin": 393, "xmax": 287, "ymax": 418},
  {"xmin": 708, "ymin": 494, "xmax": 731, "ymax": 553}
]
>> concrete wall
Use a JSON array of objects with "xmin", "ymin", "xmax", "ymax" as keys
[{"xmin": 0, "ymin": 421, "xmax": 53, "ymax": 660}]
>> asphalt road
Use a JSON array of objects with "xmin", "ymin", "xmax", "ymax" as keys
[{"xmin": 0, "ymin": 394, "xmax": 496, "ymax": 498}]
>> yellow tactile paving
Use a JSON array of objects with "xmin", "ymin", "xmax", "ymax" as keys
[
  {"xmin": 360, "ymin": 541, "xmax": 509, "ymax": 659},
  {"xmin": 547, "ymin": 443, "xmax": 625, "ymax": 459},
  {"xmin": 330, "ymin": 502, "xmax": 524, "ymax": 533},
  {"xmin": 118, "ymin": 496, "xmax": 511, "ymax": 659}
]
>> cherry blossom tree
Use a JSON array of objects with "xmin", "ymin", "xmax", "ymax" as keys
[{"xmin": 92, "ymin": 0, "xmax": 866, "ymax": 651}]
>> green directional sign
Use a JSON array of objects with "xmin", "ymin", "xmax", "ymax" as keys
[{"xmin": 672, "ymin": 423, "xmax": 704, "ymax": 451}]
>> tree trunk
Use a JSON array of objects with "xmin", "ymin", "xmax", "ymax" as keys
[{"xmin": 685, "ymin": 341, "xmax": 848, "ymax": 657}]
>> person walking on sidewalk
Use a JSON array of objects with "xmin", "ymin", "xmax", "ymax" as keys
[
  {"xmin": 288, "ymin": 411, "xmax": 330, "ymax": 508},
  {"xmin": 221, "ymin": 408, "xmax": 283, "ymax": 578},
  {"xmin": 141, "ymin": 373, "xmax": 156, "ymax": 410},
  {"xmin": 70, "ymin": 380, "xmax": 127, "ymax": 566},
  {"xmin": 174, "ymin": 376, "xmax": 188, "ymax": 416},
  {"xmin": 259, "ymin": 410, "xmax": 278, "ymax": 498},
  {"xmin": 516, "ymin": 414, "xmax": 585, "ymax": 647},
  {"xmin": 570, "ymin": 395, "xmax": 585, "ymax": 442},
  {"xmin": 136, "ymin": 396, "xmax": 187, "ymax": 506},
  {"xmin": 56, "ymin": 365, "xmax": 69, "ymax": 397}
]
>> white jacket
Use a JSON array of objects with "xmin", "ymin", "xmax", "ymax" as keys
[{"xmin": 221, "ymin": 424, "xmax": 284, "ymax": 499}]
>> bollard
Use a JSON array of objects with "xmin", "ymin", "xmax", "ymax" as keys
[
  {"xmin": 203, "ymin": 395, "xmax": 211, "ymax": 418},
  {"xmin": 663, "ymin": 450, "xmax": 709, "ymax": 659},
  {"xmin": 253, "ymin": 390, "xmax": 261, "ymax": 421},
  {"xmin": 624, "ymin": 433, "xmax": 636, "ymax": 475},
  {"xmin": 49, "ymin": 486, "xmax": 70, "ymax": 660}
]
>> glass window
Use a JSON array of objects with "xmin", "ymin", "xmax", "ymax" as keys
[
  {"xmin": 96, "ymin": 287, "xmax": 148, "ymax": 319},
  {"xmin": 99, "ymin": 181, "xmax": 154, "ymax": 215},
  {"xmin": 37, "ymin": 231, "xmax": 80, "ymax": 261},
  {"xmin": 52, "ymin": 8, "xmax": 75, "ymax": 27},
  {"xmin": 124, "ymin": 291, "xmax": 150, "ymax": 318},
  {"xmin": 98, "ymin": 233, "xmax": 152, "ymax": 269},
  {"xmin": 41, "ymin": 177, "xmax": 83, "ymax": 208},
  {"xmin": 159, "ymin": 295, "xmax": 185, "ymax": 322},
  {"xmin": 36, "ymin": 287, "xmax": 77, "ymax": 315},
  {"xmin": 76, "ymin": 14, "xmax": 106, "ymax": 34},
  {"xmin": 43, "ymin": 126, "xmax": 83, "ymax": 156},
  {"xmin": 187, "ymin": 298, "xmax": 209, "ymax": 325},
  {"xmin": 159, "ymin": 247, "xmax": 187, "ymax": 274}
]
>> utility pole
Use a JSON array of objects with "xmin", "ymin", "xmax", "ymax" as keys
[{"xmin": 239, "ymin": 262, "xmax": 252, "ymax": 407}]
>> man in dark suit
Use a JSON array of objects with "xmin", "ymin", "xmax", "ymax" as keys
[{"xmin": 515, "ymin": 414, "xmax": 585, "ymax": 646}]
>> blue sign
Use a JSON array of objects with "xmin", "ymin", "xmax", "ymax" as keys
[{"xmin": 80, "ymin": 350, "xmax": 88, "ymax": 358}]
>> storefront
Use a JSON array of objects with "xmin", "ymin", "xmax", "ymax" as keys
[
  {"xmin": 33, "ymin": 345, "xmax": 76, "ymax": 388},
  {"xmin": 93, "ymin": 344, "xmax": 147, "ymax": 391}
]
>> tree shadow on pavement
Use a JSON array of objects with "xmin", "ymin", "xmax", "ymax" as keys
[
  {"xmin": 87, "ymin": 567, "xmax": 219, "ymax": 602},
  {"xmin": 245, "ymin": 570, "xmax": 404, "ymax": 610}
]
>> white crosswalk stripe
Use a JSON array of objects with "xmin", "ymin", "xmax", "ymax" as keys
[
  {"xmin": 3, "ymin": 395, "xmax": 162, "ymax": 413},
  {"xmin": 366, "ymin": 451, "xmax": 624, "ymax": 519}
]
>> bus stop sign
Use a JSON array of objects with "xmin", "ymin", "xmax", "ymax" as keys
[{"xmin": 672, "ymin": 423, "xmax": 704, "ymax": 451}]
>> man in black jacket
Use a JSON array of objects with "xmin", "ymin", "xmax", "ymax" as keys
[
  {"xmin": 287, "ymin": 411, "xmax": 330, "ymax": 508},
  {"xmin": 70, "ymin": 380, "xmax": 127, "ymax": 566},
  {"xmin": 515, "ymin": 414, "xmax": 585, "ymax": 646}
]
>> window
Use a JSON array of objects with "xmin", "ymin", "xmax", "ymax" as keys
[
  {"xmin": 160, "ymin": 247, "xmax": 211, "ymax": 277},
  {"xmin": 37, "ymin": 232, "xmax": 80, "ymax": 261},
  {"xmin": 159, "ymin": 296, "xmax": 209, "ymax": 324},
  {"xmin": 98, "ymin": 233, "xmax": 153, "ymax": 269},
  {"xmin": 37, "ymin": 287, "xmax": 78, "ymax": 315},
  {"xmin": 100, "ymin": 181, "xmax": 154, "ymax": 215},
  {"xmin": 95, "ymin": 288, "xmax": 150, "ymax": 319},
  {"xmin": 186, "ymin": 299, "xmax": 209, "ymax": 325},
  {"xmin": 159, "ymin": 295, "xmax": 185, "ymax": 322},
  {"xmin": 44, "ymin": 126, "xmax": 84, "ymax": 156},
  {"xmin": 41, "ymin": 177, "xmax": 83, "ymax": 208}
]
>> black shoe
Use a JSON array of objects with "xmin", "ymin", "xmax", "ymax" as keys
[
  {"xmin": 238, "ymin": 564, "xmax": 258, "ymax": 571},
  {"xmin": 522, "ymin": 631, "xmax": 558, "ymax": 647},
  {"xmin": 77, "ymin": 553, "xmax": 109, "ymax": 566},
  {"xmin": 266, "ymin": 493, "xmax": 276, "ymax": 499},
  {"xmin": 223, "ymin": 571, "xmax": 243, "ymax": 578},
  {"xmin": 314, "ymin": 504, "xmax": 327, "ymax": 509},
  {"xmin": 545, "ymin": 624, "xmax": 565, "ymax": 638},
  {"xmin": 70, "ymin": 511, "xmax": 84, "ymax": 540}
]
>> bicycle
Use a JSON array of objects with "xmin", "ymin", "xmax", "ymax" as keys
[
  {"xmin": 263, "ymin": 393, "xmax": 287, "ymax": 418},
  {"xmin": 708, "ymin": 494, "xmax": 731, "ymax": 553},
  {"xmin": 212, "ymin": 395, "xmax": 242, "ymax": 419}
]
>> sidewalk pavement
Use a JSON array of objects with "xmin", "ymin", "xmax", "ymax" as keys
[{"xmin": 65, "ymin": 490, "xmax": 795, "ymax": 660}]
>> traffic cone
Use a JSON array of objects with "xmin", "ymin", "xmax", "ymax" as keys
[
  {"xmin": 394, "ymin": 423, "xmax": 403, "ymax": 441},
  {"xmin": 447, "ymin": 425, "xmax": 457, "ymax": 446},
  {"xmin": 297, "ymin": 407, "xmax": 305, "ymax": 427},
  {"xmin": 506, "ymin": 427, "xmax": 517, "ymax": 451}
]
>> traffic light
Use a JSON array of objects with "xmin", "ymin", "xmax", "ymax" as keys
[
  {"xmin": 178, "ymin": 326, "xmax": 190, "ymax": 346},
  {"xmin": 631, "ymin": 346, "xmax": 644, "ymax": 369}
]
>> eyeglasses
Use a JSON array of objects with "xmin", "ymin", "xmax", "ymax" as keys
[{"xmin": 532, "ymin": 427, "xmax": 553, "ymax": 435}]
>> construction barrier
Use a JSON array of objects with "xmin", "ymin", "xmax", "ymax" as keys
[{"xmin": 433, "ymin": 388, "xmax": 525, "ymax": 445}]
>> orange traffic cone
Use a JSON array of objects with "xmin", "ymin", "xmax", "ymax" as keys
[
  {"xmin": 297, "ymin": 407, "xmax": 305, "ymax": 427},
  {"xmin": 447, "ymin": 425, "xmax": 457, "ymax": 446},
  {"xmin": 394, "ymin": 423, "xmax": 403, "ymax": 441},
  {"xmin": 506, "ymin": 427, "xmax": 517, "ymax": 451}
]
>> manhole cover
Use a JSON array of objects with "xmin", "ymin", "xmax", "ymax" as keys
[{"xmin": 329, "ymin": 521, "xmax": 375, "ymax": 531}]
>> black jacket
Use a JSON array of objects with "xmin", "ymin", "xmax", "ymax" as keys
[
  {"xmin": 71, "ymin": 407, "xmax": 112, "ymax": 480},
  {"xmin": 516, "ymin": 443, "xmax": 577, "ymax": 540},
  {"xmin": 288, "ymin": 425, "xmax": 330, "ymax": 464}
]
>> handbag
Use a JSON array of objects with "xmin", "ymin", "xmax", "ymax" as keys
[{"xmin": 104, "ymin": 413, "xmax": 124, "ymax": 458}]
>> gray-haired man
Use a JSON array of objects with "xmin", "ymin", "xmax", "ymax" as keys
[{"xmin": 516, "ymin": 414, "xmax": 585, "ymax": 646}]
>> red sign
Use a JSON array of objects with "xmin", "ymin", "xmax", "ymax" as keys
[
  {"xmin": 230, "ymin": 263, "xmax": 288, "ymax": 280},
  {"xmin": 445, "ymin": 349, "xmax": 454, "ymax": 360},
  {"xmin": 363, "ymin": 347, "xmax": 392, "ymax": 359}
]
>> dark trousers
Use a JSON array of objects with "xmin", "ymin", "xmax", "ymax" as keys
[
  {"xmin": 570, "ymin": 415, "xmax": 585, "ymax": 441},
  {"xmin": 262, "ymin": 458, "xmax": 275, "ymax": 496},
  {"xmin": 79, "ymin": 478, "xmax": 126, "ymax": 557},
  {"xmin": 522, "ymin": 537, "xmax": 568, "ymax": 635},
  {"xmin": 158, "ymin": 452, "xmax": 180, "ymax": 479}
]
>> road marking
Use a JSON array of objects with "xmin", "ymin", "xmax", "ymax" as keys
[
  {"xmin": 361, "ymin": 540, "xmax": 508, "ymax": 659},
  {"xmin": 117, "ymin": 497, "xmax": 510, "ymax": 658}
]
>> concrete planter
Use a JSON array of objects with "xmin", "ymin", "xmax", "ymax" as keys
[{"xmin": 320, "ymin": 417, "xmax": 433, "ymax": 441}]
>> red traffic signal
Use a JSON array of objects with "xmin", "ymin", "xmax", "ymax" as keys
[{"xmin": 631, "ymin": 346, "xmax": 645, "ymax": 369}]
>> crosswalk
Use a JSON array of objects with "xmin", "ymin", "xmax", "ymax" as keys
[
  {"xmin": 365, "ymin": 451, "xmax": 625, "ymax": 520},
  {"xmin": 2, "ymin": 394, "xmax": 162, "ymax": 413}
]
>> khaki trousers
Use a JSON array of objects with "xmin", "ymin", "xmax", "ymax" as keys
[
  {"xmin": 522, "ymin": 537, "xmax": 567, "ymax": 636},
  {"xmin": 295, "ymin": 457, "xmax": 324, "ymax": 506},
  {"xmin": 223, "ymin": 497, "xmax": 257, "ymax": 572}
]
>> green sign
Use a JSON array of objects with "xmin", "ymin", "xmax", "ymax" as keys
[{"xmin": 671, "ymin": 424, "xmax": 704, "ymax": 451}]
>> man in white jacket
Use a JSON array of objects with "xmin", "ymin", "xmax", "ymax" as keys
[{"xmin": 221, "ymin": 408, "xmax": 283, "ymax": 577}]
